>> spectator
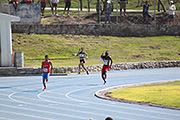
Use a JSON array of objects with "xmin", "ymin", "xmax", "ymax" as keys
[
  {"xmin": 119, "ymin": 0, "xmax": 128, "ymax": 16},
  {"xmin": 40, "ymin": 0, "xmax": 47, "ymax": 16},
  {"xmin": 51, "ymin": 0, "xmax": 59, "ymax": 17},
  {"xmin": 9, "ymin": 0, "xmax": 19, "ymax": 12},
  {"xmin": 168, "ymin": 1, "xmax": 176, "ymax": 25},
  {"xmin": 105, "ymin": 0, "xmax": 112, "ymax": 24},
  {"xmin": 26, "ymin": 0, "xmax": 32, "ymax": 3},
  {"xmin": 105, "ymin": 117, "xmax": 113, "ymax": 120},
  {"xmin": 141, "ymin": 0, "xmax": 152, "ymax": 23},
  {"xmin": 20, "ymin": 0, "xmax": 32, "ymax": 3},
  {"xmin": 20, "ymin": 0, "xmax": 26, "ymax": 3},
  {"xmin": 101, "ymin": 0, "xmax": 107, "ymax": 15},
  {"xmin": 63, "ymin": 0, "xmax": 71, "ymax": 16}
]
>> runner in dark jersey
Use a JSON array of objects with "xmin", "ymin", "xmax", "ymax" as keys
[
  {"xmin": 101, "ymin": 51, "xmax": 113, "ymax": 85},
  {"xmin": 76, "ymin": 47, "xmax": 89, "ymax": 75},
  {"xmin": 41, "ymin": 55, "xmax": 53, "ymax": 91}
]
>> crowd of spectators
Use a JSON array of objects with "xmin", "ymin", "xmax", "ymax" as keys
[{"xmin": 8, "ymin": 0, "xmax": 177, "ymax": 24}]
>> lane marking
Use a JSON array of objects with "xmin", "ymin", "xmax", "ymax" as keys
[
  {"xmin": 0, "ymin": 109, "xmax": 55, "ymax": 120},
  {"xmin": 0, "ymin": 101, "xmax": 89, "ymax": 120},
  {"xmin": 64, "ymin": 83, "xmax": 180, "ymax": 116},
  {"xmin": 37, "ymin": 93, "xmax": 133, "ymax": 120},
  {"xmin": 7, "ymin": 94, "xmax": 102, "ymax": 120},
  {"xmin": 2, "ymin": 69, "xmax": 180, "ymax": 120},
  {"xmin": 0, "ymin": 116, "xmax": 15, "ymax": 120},
  {"xmin": 37, "ymin": 91, "xmax": 174, "ymax": 120},
  {"xmin": 4, "ymin": 82, "xmax": 180, "ymax": 118}
]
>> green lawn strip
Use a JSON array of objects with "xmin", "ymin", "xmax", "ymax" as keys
[
  {"xmin": 12, "ymin": 34, "xmax": 180, "ymax": 67},
  {"xmin": 107, "ymin": 81, "xmax": 180, "ymax": 108}
]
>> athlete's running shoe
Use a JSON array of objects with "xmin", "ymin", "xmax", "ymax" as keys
[
  {"xmin": 87, "ymin": 71, "xmax": 89, "ymax": 75},
  {"xmin": 43, "ymin": 88, "xmax": 47, "ymax": 91},
  {"xmin": 46, "ymin": 79, "xmax": 48, "ymax": 82},
  {"xmin": 103, "ymin": 81, "xmax": 106, "ymax": 85}
]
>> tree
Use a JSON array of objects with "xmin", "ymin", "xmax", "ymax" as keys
[
  {"xmin": 158, "ymin": 0, "xmax": 166, "ymax": 12},
  {"xmin": 101, "ymin": 0, "xmax": 107, "ymax": 15},
  {"xmin": 87, "ymin": 0, "xmax": 92, "ymax": 12}
]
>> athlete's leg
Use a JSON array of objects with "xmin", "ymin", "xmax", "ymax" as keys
[
  {"xmin": 43, "ymin": 79, "xmax": 46, "ymax": 90},
  {"xmin": 46, "ymin": 78, "xmax": 49, "ymax": 82},
  {"xmin": 78, "ymin": 62, "xmax": 82, "ymax": 74},
  {"xmin": 102, "ymin": 71, "xmax": 106, "ymax": 84},
  {"xmin": 42, "ymin": 73, "xmax": 49, "ymax": 90},
  {"xmin": 82, "ymin": 63, "xmax": 89, "ymax": 74},
  {"xmin": 104, "ymin": 72, "xmax": 107, "ymax": 80}
]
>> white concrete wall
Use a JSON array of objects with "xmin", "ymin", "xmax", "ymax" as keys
[
  {"xmin": 0, "ymin": 18, "xmax": 12, "ymax": 67},
  {"xmin": 10, "ymin": 3, "xmax": 41, "ymax": 24},
  {"xmin": 0, "ymin": 13, "xmax": 20, "ymax": 67},
  {"xmin": 0, "ymin": 24, "xmax": 1, "ymax": 66}
]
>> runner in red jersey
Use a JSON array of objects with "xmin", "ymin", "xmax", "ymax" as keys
[
  {"xmin": 41, "ymin": 55, "xmax": 53, "ymax": 91},
  {"xmin": 101, "ymin": 51, "xmax": 113, "ymax": 85}
]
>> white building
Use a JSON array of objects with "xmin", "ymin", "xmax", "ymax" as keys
[{"xmin": 0, "ymin": 13, "xmax": 20, "ymax": 67}]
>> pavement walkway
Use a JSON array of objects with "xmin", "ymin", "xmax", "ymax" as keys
[{"xmin": 45, "ymin": 7, "xmax": 155, "ymax": 13}]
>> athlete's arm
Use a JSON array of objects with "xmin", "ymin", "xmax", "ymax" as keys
[
  {"xmin": 109, "ymin": 57, "xmax": 113, "ymax": 69},
  {"xmin": 101, "ymin": 53, "xmax": 104, "ymax": 59},
  {"xmin": 85, "ymin": 52, "xmax": 88, "ymax": 59},
  {"xmin": 50, "ymin": 61, "xmax": 53, "ymax": 74},
  {"xmin": 41, "ymin": 62, "xmax": 44, "ymax": 69},
  {"xmin": 76, "ymin": 52, "xmax": 79, "ymax": 57}
]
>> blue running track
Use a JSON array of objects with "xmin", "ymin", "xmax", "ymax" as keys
[{"xmin": 0, "ymin": 68, "xmax": 180, "ymax": 120}]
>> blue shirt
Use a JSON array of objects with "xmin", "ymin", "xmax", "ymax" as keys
[{"xmin": 143, "ymin": 4, "xmax": 150, "ymax": 13}]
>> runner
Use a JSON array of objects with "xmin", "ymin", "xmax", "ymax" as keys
[
  {"xmin": 101, "ymin": 51, "xmax": 113, "ymax": 85},
  {"xmin": 41, "ymin": 55, "xmax": 53, "ymax": 91},
  {"xmin": 76, "ymin": 47, "xmax": 89, "ymax": 75}
]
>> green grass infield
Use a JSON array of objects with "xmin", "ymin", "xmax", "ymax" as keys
[{"xmin": 106, "ymin": 81, "xmax": 180, "ymax": 108}]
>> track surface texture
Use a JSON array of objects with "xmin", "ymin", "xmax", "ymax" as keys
[{"xmin": 0, "ymin": 68, "xmax": 180, "ymax": 120}]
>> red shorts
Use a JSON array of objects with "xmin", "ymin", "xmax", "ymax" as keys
[{"xmin": 102, "ymin": 65, "xmax": 109, "ymax": 73}]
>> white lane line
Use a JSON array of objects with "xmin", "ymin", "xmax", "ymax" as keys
[
  {"xmin": 7, "ymin": 94, "xmax": 98, "ymax": 120},
  {"xmin": 37, "ymin": 92, "xmax": 133, "ymax": 120},
  {"xmin": 2, "ymin": 74, "xmax": 180, "ymax": 119},
  {"xmin": 0, "ymin": 102, "xmax": 89, "ymax": 120},
  {"xmin": 0, "ymin": 109, "xmax": 56, "ymax": 120},
  {"xmin": 37, "ymin": 92, "xmax": 174, "ymax": 120},
  {"xmin": 4, "ymin": 83, "xmax": 180, "ymax": 118},
  {"xmin": 36, "ymin": 91, "xmax": 180, "ymax": 117},
  {"xmin": 0, "ymin": 116, "xmax": 15, "ymax": 120},
  {"xmin": 0, "ymin": 98, "xmax": 102, "ymax": 120},
  {"xmin": 64, "ymin": 86, "xmax": 180, "ymax": 117}
]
